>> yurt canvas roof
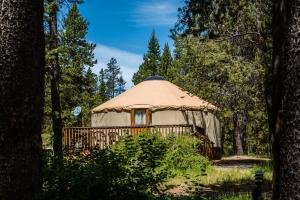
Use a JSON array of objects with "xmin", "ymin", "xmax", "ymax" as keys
[{"xmin": 92, "ymin": 78, "xmax": 218, "ymax": 113}]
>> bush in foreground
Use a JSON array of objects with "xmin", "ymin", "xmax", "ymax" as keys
[{"xmin": 42, "ymin": 133, "xmax": 210, "ymax": 199}]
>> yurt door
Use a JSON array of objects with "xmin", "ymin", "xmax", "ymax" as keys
[{"xmin": 131, "ymin": 109, "xmax": 150, "ymax": 135}]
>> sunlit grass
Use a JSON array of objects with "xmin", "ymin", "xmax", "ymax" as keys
[
  {"xmin": 163, "ymin": 159, "xmax": 273, "ymax": 199},
  {"xmin": 200, "ymin": 167, "xmax": 254, "ymax": 185},
  {"xmin": 166, "ymin": 161, "xmax": 272, "ymax": 187},
  {"xmin": 252, "ymin": 162, "xmax": 273, "ymax": 181}
]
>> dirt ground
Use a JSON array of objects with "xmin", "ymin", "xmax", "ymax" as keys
[{"xmin": 213, "ymin": 155, "xmax": 271, "ymax": 168}]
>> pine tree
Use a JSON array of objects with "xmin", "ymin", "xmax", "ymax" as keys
[
  {"xmin": 98, "ymin": 68, "xmax": 108, "ymax": 102},
  {"xmin": 117, "ymin": 75, "xmax": 126, "ymax": 95},
  {"xmin": 171, "ymin": 0, "xmax": 271, "ymax": 155},
  {"xmin": 81, "ymin": 67, "xmax": 98, "ymax": 125},
  {"xmin": 160, "ymin": 43, "xmax": 173, "ymax": 80},
  {"xmin": 132, "ymin": 30, "xmax": 161, "ymax": 85},
  {"xmin": 170, "ymin": 0, "xmax": 213, "ymax": 37},
  {"xmin": 0, "ymin": 0, "xmax": 44, "ymax": 198},
  {"xmin": 46, "ymin": 0, "xmax": 64, "ymax": 162},
  {"xmin": 105, "ymin": 58, "xmax": 121, "ymax": 98},
  {"xmin": 59, "ymin": 3, "xmax": 97, "ymax": 126},
  {"xmin": 270, "ymin": 0, "xmax": 300, "ymax": 198},
  {"xmin": 99, "ymin": 64, "xmax": 126, "ymax": 100},
  {"xmin": 83, "ymin": 67, "xmax": 98, "ymax": 105}
]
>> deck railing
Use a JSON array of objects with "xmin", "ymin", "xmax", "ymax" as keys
[{"xmin": 63, "ymin": 125, "xmax": 214, "ymax": 159}]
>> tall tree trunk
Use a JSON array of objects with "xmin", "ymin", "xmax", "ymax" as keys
[
  {"xmin": 269, "ymin": 0, "xmax": 300, "ymax": 199},
  {"xmin": 0, "ymin": 1, "xmax": 44, "ymax": 199},
  {"xmin": 233, "ymin": 111, "xmax": 248, "ymax": 155},
  {"xmin": 48, "ymin": 0, "xmax": 63, "ymax": 162}
]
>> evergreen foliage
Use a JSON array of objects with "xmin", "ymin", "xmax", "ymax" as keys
[
  {"xmin": 59, "ymin": 3, "xmax": 97, "ymax": 126},
  {"xmin": 132, "ymin": 31, "xmax": 161, "ymax": 84},
  {"xmin": 169, "ymin": 0, "xmax": 271, "ymax": 155},
  {"xmin": 82, "ymin": 67, "xmax": 98, "ymax": 120},
  {"xmin": 43, "ymin": 3, "xmax": 98, "ymax": 144},
  {"xmin": 170, "ymin": 0, "xmax": 213, "ymax": 37},
  {"xmin": 104, "ymin": 58, "xmax": 126, "ymax": 98},
  {"xmin": 117, "ymin": 75, "xmax": 126, "ymax": 95},
  {"xmin": 159, "ymin": 43, "xmax": 173, "ymax": 80},
  {"xmin": 42, "ymin": 3, "xmax": 128, "ymax": 145},
  {"xmin": 45, "ymin": 0, "xmax": 64, "ymax": 161},
  {"xmin": 98, "ymin": 68, "xmax": 108, "ymax": 102}
]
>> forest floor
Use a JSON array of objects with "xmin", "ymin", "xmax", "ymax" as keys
[{"xmin": 163, "ymin": 155, "xmax": 272, "ymax": 199}]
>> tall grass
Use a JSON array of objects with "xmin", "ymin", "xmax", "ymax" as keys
[{"xmin": 252, "ymin": 161, "xmax": 273, "ymax": 181}]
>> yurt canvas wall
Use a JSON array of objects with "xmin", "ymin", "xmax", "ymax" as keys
[
  {"xmin": 91, "ymin": 112, "xmax": 131, "ymax": 127},
  {"xmin": 91, "ymin": 110, "xmax": 221, "ymax": 148}
]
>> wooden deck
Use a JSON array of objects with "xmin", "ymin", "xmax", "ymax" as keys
[{"xmin": 63, "ymin": 125, "xmax": 214, "ymax": 159}]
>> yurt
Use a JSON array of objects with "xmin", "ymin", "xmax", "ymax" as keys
[{"xmin": 91, "ymin": 76, "xmax": 222, "ymax": 154}]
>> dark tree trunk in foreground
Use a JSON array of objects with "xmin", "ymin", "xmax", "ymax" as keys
[
  {"xmin": 48, "ymin": 0, "xmax": 63, "ymax": 161},
  {"xmin": 269, "ymin": 0, "xmax": 300, "ymax": 199},
  {"xmin": 0, "ymin": 1, "xmax": 44, "ymax": 199},
  {"xmin": 233, "ymin": 111, "xmax": 248, "ymax": 155}
]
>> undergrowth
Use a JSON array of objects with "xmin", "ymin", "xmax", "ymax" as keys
[{"xmin": 42, "ymin": 133, "xmax": 210, "ymax": 200}]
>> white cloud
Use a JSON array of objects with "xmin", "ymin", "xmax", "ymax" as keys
[
  {"xmin": 131, "ymin": 1, "xmax": 178, "ymax": 27},
  {"xmin": 92, "ymin": 44, "xmax": 143, "ymax": 88}
]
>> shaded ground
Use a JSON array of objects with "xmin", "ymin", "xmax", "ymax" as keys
[{"xmin": 163, "ymin": 156, "xmax": 272, "ymax": 199}]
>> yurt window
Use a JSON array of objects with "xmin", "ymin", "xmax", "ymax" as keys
[{"xmin": 134, "ymin": 110, "xmax": 146, "ymax": 125}]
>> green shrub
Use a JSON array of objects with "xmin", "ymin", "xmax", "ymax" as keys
[
  {"xmin": 163, "ymin": 136, "xmax": 210, "ymax": 176},
  {"xmin": 42, "ymin": 133, "xmax": 170, "ymax": 200},
  {"xmin": 42, "ymin": 134, "xmax": 210, "ymax": 199},
  {"xmin": 109, "ymin": 133, "xmax": 171, "ymax": 195}
]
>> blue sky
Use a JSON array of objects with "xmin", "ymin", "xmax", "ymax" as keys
[{"xmin": 77, "ymin": 0, "xmax": 183, "ymax": 87}]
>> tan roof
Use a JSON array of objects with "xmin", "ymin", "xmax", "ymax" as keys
[{"xmin": 92, "ymin": 79, "xmax": 218, "ymax": 113}]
